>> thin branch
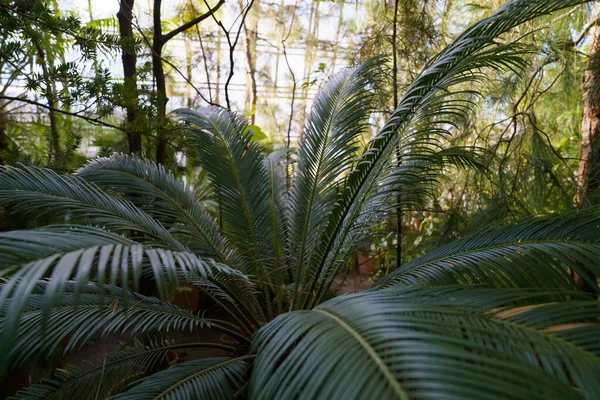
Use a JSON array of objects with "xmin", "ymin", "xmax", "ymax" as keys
[
  {"xmin": 282, "ymin": 0, "xmax": 299, "ymax": 147},
  {"xmin": 160, "ymin": 54, "xmax": 222, "ymax": 107},
  {"xmin": 575, "ymin": 14, "xmax": 600, "ymax": 47},
  {"xmin": 162, "ymin": 0, "xmax": 225, "ymax": 43},
  {"xmin": 196, "ymin": 24, "xmax": 215, "ymax": 103},
  {"xmin": 282, "ymin": 0, "xmax": 299, "ymax": 193},
  {"xmin": 0, "ymin": 94, "xmax": 139, "ymax": 136},
  {"xmin": 207, "ymin": 0, "xmax": 256, "ymax": 109}
]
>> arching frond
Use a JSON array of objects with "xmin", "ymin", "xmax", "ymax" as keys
[
  {"xmin": 298, "ymin": 0, "xmax": 590, "ymax": 310},
  {"xmin": 251, "ymin": 287, "xmax": 600, "ymax": 400},
  {"xmin": 178, "ymin": 107, "xmax": 285, "ymax": 318},
  {"xmin": 0, "ymin": 245, "xmax": 251, "ymax": 363},
  {"xmin": 9, "ymin": 340, "xmax": 235, "ymax": 400},
  {"xmin": 0, "ymin": 225, "xmax": 133, "ymax": 268},
  {"xmin": 178, "ymin": 108, "xmax": 285, "ymax": 276},
  {"xmin": 1, "ymin": 282, "xmax": 225, "ymax": 371},
  {"xmin": 288, "ymin": 59, "xmax": 381, "ymax": 305},
  {"xmin": 111, "ymin": 356, "xmax": 249, "ymax": 400},
  {"xmin": 374, "ymin": 209, "xmax": 600, "ymax": 291},
  {"xmin": 0, "ymin": 166, "xmax": 184, "ymax": 251},
  {"xmin": 77, "ymin": 154, "xmax": 238, "ymax": 263}
]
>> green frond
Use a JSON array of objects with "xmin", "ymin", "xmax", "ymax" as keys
[
  {"xmin": 0, "ymin": 166, "xmax": 185, "ymax": 251},
  {"xmin": 0, "ymin": 245, "xmax": 249, "ymax": 365},
  {"xmin": 1, "ymin": 282, "xmax": 225, "ymax": 371},
  {"xmin": 251, "ymin": 287, "xmax": 600, "ymax": 400},
  {"xmin": 177, "ymin": 108, "xmax": 285, "ymax": 279},
  {"xmin": 375, "ymin": 209, "xmax": 600, "ymax": 291},
  {"xmin": 77, "ymin": 156, "xmax": 265, "ymax": 329},
  {"xmin": 298, "ymin": 0, "xmax": 590, "ymax": 310},
  {"xmin": 178, "ymin": 107, "xmax": 286, "ymax": 319},
  {"xmin": 0, "ymin": 225, "xmax": 133, "ymax": 269},
  {"xmin": 288, "ymin": 58, "xmax": 382, "ymax": 307},
  {"xmin": 303, "ymin": 145, "xmax": 488, "ymax": 306},
  {"xmin": 111, "ymin": 356, "xmax": 249, "ymax": 400},
  {"xmin": 77, "ymin": 154, "xmax": 238, "ymax": 263},
  {"xmin": 9, "ymin": 340, "xmax": 236, "ymax": 400}
]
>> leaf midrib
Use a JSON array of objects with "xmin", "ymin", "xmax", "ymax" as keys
[
  {"xmin": 151, "ymin": 355, "xmax": 254, "ymax": 400},
  {"xmin": 314, "ymin": 309, "xmax": 409, "ymax": 400}
]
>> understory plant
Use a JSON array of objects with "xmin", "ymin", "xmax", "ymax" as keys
[{"xmin": 1, "ymin": 0, "xmax": 600, "ymax": 398}]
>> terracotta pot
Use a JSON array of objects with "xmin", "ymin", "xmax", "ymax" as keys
[
  {"xmin": 220, "ymin": 334, "xmax": 237, "ymax": 345},
  {"xmin": 170, "ymin": 285, "xmax": 200, "ymax": 312},
  {"xmin": 166, "ymin": 350, "xmax": 179, "ymax": 366},
  {"xmin": 357, "ymin": 251, "xmax": 378, "ymax": 275}
]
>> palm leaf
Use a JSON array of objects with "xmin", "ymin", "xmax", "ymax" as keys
[
  {"xmin": 0, "ymin": 166, "xmax": 185, "ymax": 251},
  {"xmin": 178, "ymin": 107, "xmax": 285, "ymax": 317},
  {"xmin": 288, "ymin": 59, "xmax": 381, "ymax": 306},
  {"xmin": 299, "ymin": 0, "xmax": 590, "ymax": 310},
  {"xmin": 77, "ymin": 154, "xmax": 238, "ymax": 263},
  {"xmin": 374, "ymin": 209, "xmax": 600, "ymax": 291},
  {"xmin": 250, "ymin": 287, "xmax": 600, "ymax": 400},
  {"xmin": 0, "ymin": 282, "xmax": 230, "ymax": 371},
  {"xmin": 111, "ymin": 356, "xmax": 249, "ymax": 400},
  {"xmin": 8, "ymin": 340, "xmax": 236, "ymax": 400},
  {"xmin": 0, "ymin": 225, "xmax": 133, "ymax": 269},
  {"xmin": 0, "ymin": 245, "xmax": 251, "ymax": 364}
]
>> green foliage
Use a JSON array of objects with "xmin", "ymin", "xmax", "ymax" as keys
[
  {"xmin": 0, "ymin": 0, "xmax": 142, "ymax": 167},
  {"xmin": 111, "ymin": 357, "xmax": 249, "ymax": 400},
  {"xmin": 252, "ymin": 287, "xmax": 600, "ymax": 399},
  {"xmin": 0, "ymin": 1, "xmax": 599, "ymax": 399}
]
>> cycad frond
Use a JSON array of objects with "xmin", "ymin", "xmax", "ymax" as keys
[
  {"xmin": 0, "ymin": 225, "xmax": 133, "ymax": 268},
  {"xmin": 288, "ymin": 59, "xmax": 381, "ymax": 300},
  {"xmin": 251, "ymin": 287, "xmax": 600, "ymax": 400},
  {"xmin": 1, "ymin": 282, "xmax": 224, "ymax": 370},
  {"xmin": 8, "ymin": 340, "xmax": 235, "ymax": 400},
  {"xmin": 375, "ymin": 209, "xmax": 600, "ymax": 291},
  {"xmin": 111, "ymin": 356, "xmax": 249, "ymax": 400},
  {"xmin": 0, "ymin": 166, "xmax": 185, "ymax": 251},
  {"xmin": 77, "ymin": 154, "xmax": 238, "ymax": 263},
  {"xmin": 299, "ymin": 0, "xmax": 590, "ymax": 310},
  {"xmin": 178, "ymin": 108, "xmax": 284, "ymax": 279},
  {"xmin": 0, "ymin": 245, "xmax": 250, "ymax": 362}
]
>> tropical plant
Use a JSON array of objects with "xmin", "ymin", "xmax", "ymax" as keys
[{"xmin": 1, "ymin": 0, "xmax": 600, "ymax": 399}]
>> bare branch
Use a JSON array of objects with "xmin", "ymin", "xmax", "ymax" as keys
[
  {"xmin": 0, "ymin": 94, "xmax": 133, "ymax": 135},
  {"xmin": 162, "ymin": 0, "xmax": 225, "ymax": 43}
]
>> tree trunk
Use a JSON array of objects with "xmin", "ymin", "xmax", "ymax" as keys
[
  {"xmin": 117, "ymin": 0, "xmax": 143, "ymax": 155},
  {"xmin": 392, "ymin": 0, "xmax": 402, "ymax": 267},
  {"xmin": 152, "ymin": 0, "xmax": 168, "ymax": 165},
  {"xmin": 34, "ymin": 42, "xmax": 60, "ymax": 166},
  {"xmin": 575, "ymin": 3, "xmax": 600, "ymax": 294},
  {"xmin": 0, "ymin": 99, "xmax": 7, "ymax": 166},
  {"xmin": 241, "ymin": 0, "xmax": 258, "ymax": 124}
]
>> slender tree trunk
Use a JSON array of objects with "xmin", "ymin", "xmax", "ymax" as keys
[
  {"xmin": 185, "ymin": 35, "xmax": 193, "ymax": 108},
  {"xmin": 0, "ymin": 99, "xmax": 7, "ymax": 166},
  {"xmin": 150, "ymin": 0, "xmax": 224, "ymax": 162},
  {"xmin": 152, "ymin": 0, "xmax": 168, "ymax": 165},
  {"xmin": 241, "ymin": 0, "xmax": 258, "ymax": 124},
  {"xmin": 87, "ymin": 0, "xmax": 93, "ymax": 19},
  {"xmin": 34, "ymin": 42, "xmax": 60, "ymax": 166},
  {"xmin": 329, "ymin": 2, "xmax": 344, "ymax": 70},
  {"xmin": 216, "ymin": 36, "xmax": 222, "ymax": 105},
  {"xmin": 392, "ymin": 0, "xmax": 402, "ymax": 267},
  {"xmin": 196, "ymin": 25, "xmax": 213, "ymax": 104},
  {"xmin": 297, "ymin": 0, "xmax": 319, "ymax": 139},
  {"xmin": 575, "ymin": 3, "xmax": 600, "ymax": 294},
  {"xmin": 117, "ymin": 0, "xmax": 143, "ymax": 155}
]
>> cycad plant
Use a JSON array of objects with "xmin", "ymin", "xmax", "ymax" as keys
[{"xmin": 2, "ymin": 0, "xmax": 600, "ymax": 399}]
